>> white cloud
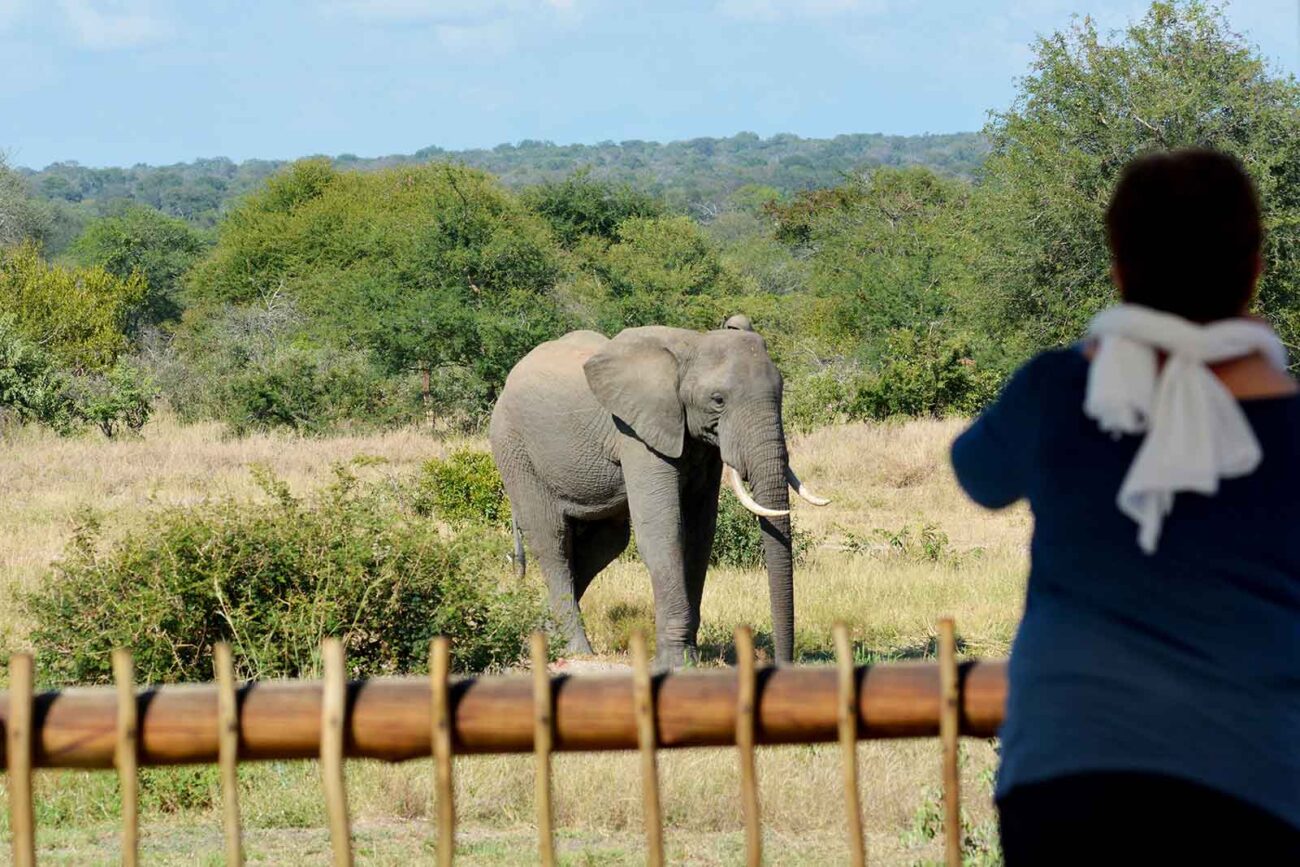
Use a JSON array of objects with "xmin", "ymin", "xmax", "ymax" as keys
[
  {"xmin": 57, "ymin": 0, "xmax": 172, "ymax": 50},
  {"xmin": 718, "ymin": 0, "xmax": 885, "ymax": 21}
]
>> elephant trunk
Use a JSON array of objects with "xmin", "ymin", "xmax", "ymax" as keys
[{"xmin": 733, "ymin": 410, "xmax": 796, "ymax": 665}]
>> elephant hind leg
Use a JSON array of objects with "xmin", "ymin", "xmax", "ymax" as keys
[
  {"xmin": 572, "ymin": 516, "xmax": 631, "ymax": 601},
  {"xmin": 499, "ymin": 459, "xmax": 594, "ymax": 656},
  {"xmin": 528, "ymin": 520, "xmax": 595, "ymax": 657}
]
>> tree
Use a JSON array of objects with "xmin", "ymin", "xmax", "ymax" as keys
[
  {"xmin": 0, "ymin": 315, "xmax": 79, "ymax": 434},
  {"xmin": 70, "ymin": 205, "xmax": 208, "ymax": 329},
  {"xmin": 704, "ymin": 185, "xmax": 809, "ymax": 297},
  {"xmin": 0, "ymin": 154, "xmax": 51, "ymax": 248},
  {"xmin": 522, "ymin": 169, "xmax": 664, "ymax": 248},
  {"xmin": 0, "ymin": 242, "xmax": 145, "ymax": 372},
  {"xmin": 586, "ymin": 215, "xmax": 746, "ymax": 329},
  {"xmin": 769, "ymin": 167, "xmax": 967, "ymax": 362},
  {"xmin": 963, "ymin": 1, "xmax": 1300, "ymax": 367},
  {"xmin": 185, "ymin": 160, "xmax": 568, "ymax": 412}
]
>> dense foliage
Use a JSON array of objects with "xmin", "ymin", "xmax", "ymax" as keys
[
  {"xmin": 961, "ymin": 0, "xmax": 1300, "ymax": 366},
  {"xmin": 413, "ymin": 450, "xmax": 512, "ymax": 528},
  {"xmin": 181, "ymin": 160, "xmax": 566, "ymax": 420},
  {"xmin": 0, "ymin": 316, "xmax": 81, "ymax": 433},
  {"xmin": 2, "ymin": 3, "xmax": 1295, "ymax": 439},
  {"xmin": 0, "ymin": 154, "xmax": 51, "ymax": 248},
  {"xmin": 25, "ymin": 468, "xmax": 548, "ymax": 684},
  {"xmin": 0, "ymin": 244, "xmax": 154, "ymax": 436},
  {"xmin": 16, "ymin": 132, "xmax": 987, "ymax": 246},
  {"xmin": 69, "ymin": 205, "xmax": 209, "ymax": 330},
  {"xmin": 0, "ymin": 242, "xmax": 144, "ymax": 372}
]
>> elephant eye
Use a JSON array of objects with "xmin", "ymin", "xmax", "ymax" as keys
[{"xmin": 710, "ymin": 392, "xmax": 726, "ymax": 408}]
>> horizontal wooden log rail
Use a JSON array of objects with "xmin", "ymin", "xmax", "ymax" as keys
[{"xmin": 0, "ymin": 659, "xmax": 1006, "ymax": 770}]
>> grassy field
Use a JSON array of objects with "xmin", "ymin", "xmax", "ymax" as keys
[{"xmin": 0, "ymin": 416, "xmax": 1029, "ymax": 865}]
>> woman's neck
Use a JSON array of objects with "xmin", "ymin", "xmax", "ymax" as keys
[
  {"xmin": 1208, "ymin": 352, "xmax": 1298, "ymax": 399},
  {"xmin": 1081, "ymin": 341, "xmax": 1298, "ymax": 400}
]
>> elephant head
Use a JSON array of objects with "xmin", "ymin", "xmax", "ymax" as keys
[{"xmin": 582, "ymin": 323, "xmax": 828, "ymax": 663}]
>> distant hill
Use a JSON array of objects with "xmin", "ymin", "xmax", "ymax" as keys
[{"xmin": 19, "ymin": 130, "xmax": 987, "ymax": 229}]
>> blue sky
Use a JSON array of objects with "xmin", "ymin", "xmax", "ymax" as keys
[{"xmin": 2, "ymin": 1, "xmax": 1298, "ymax": 169}]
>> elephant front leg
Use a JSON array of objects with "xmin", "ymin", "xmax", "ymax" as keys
[
  {"xmin": 682, "ymin": 454, "xmax": 722, "ymax": 650},
  {"xmin": 622, "ymin": 440, "xmax": 696, "ymax": 670}
]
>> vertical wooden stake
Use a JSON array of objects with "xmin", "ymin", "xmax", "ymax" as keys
[
  {"xmin": 429, "ymin": 637, "xmax": 454, "ymax": 867},
  {"xmin": 320, "ymin": 639, "xmax": 353, "ymax": 867},
  {"xmin": 734, "ymin": 627, "xmax": 762, "ymax": 867},
  {"xmin": 112, "ymin": 648, "xmax": 139, "ymax": 867},
  {"xmin": 939, "ymin": 618, "xmax": 961, "ymax": 867},
  {"xmin": 7, "ymin": 653, "xmax": 35, "ymax": 867},
  {"xmin": 214, "ymin": 643, "xmax": 244, "ymax": 867},
  {"xmin": 833, "ymin": 623, "xmax": 865, "ymax": 867},
  {"xmin": 629, "ymin": 632, "xmax": 664, "ymax": 867},
  {"xmin": 531, "ymin": 632, "xmax": 556, "ymax": 867}
]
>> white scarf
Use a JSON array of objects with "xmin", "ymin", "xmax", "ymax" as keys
[{"xmin": 1083, "ymin": 304, "xmax": 1288, "ymax": 554}]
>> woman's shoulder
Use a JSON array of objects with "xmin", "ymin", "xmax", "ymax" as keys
[
  {"xmin": 999, "ymin": 344, "xmax": 1089, "ymax": 398},
  {"xmin": 1028, "ymin": 343, "xmax": 1090, "ymax": 373}
]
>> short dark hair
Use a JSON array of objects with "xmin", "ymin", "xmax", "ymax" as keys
[{"xmin": 1105, "ymin": 148, "xmax": 1262, "ymax": 322}]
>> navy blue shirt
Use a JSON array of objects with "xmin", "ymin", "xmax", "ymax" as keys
[{"xmin": 952, "ymin": 347, "xmax": 1300, "ymax": 829}]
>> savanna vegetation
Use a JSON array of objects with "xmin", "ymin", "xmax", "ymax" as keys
[
  {"xmin": 1, "ymin": 2, "xmax": 1297, "ymax": 863},
  {"xmin": 0, "ymin": 415, "xmax": 1015, "ymax": 864},
  {"xmin": 7, "ymin": 3, "xmax": 1293, "ymax": 444}
]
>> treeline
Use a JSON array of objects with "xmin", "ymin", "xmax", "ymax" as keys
[
  {"xmin": 17, "ymin": 131, "xmax": 987, "ymax": 250},
  {"xmin": 4, "ymin": 1, "xmax": 1300, "ymax": 441}
]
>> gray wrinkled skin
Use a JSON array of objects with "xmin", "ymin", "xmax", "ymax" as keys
[{"xmin": 489, "ymin": 322, "xmax": 796, "ymax": 670}]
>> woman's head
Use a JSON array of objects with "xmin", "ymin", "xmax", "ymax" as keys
[{"xmin": 1106, "ymin": 148, "xmax": 1262, "ymax": 322}]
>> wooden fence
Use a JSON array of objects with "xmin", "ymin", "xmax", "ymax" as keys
[{"xmin": 1, "ymin": 619, "xmax": 1006, "ymax": 866}]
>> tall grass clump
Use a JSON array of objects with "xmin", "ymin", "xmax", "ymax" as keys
[{"xmin": 24, "ymin": 466, "xmax": 547, "ymax": 685}]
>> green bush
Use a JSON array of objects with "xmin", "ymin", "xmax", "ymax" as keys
[
  {"xmin": 25, "ymin": 467, "xmax": 547, "ymax": 685},
  {"xmin": 783, "ymin": 366, "xmax": 853, "ymax": 433},
  {"xmin": 414, "ymin": 449, "xmax": 510, "ymax": 528},
  {"xmin": 0, "ymin": 318, "xmax": 159, "ymax": 438},
  {"xmin": 0, "ymin": 241, "xmax": 145, "ymax": 372},
  {"xmin": 710, "ymin": 490, "xmax": 815, "ymax": 569},
  {"xmin": 184, "ymin": 160, "xmax": 567, "ymax": 411},
  {"xmin": 218, "ymin": 347, "xmax": 420, "ymax": 436},
  {"xmin": 424, "ymin": 364, "xmax": 496, "ymax": 433},
  {"xmin": 70, "ymin": 357, "xmax": 156, "ymax": 438},
  {"xmin": 848, "ymin": 328, "xmax": 1000, "ymax": 421},
  {"xmin": 0, "ymin": 315, "xmax": 81, "ymax": 434},
  {"xmin": 155, "ymin": 301, "xmax": 421, "ymax": 435}
]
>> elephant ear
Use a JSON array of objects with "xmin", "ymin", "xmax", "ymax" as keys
[{"xmin": 583, "ymin": 334, "xmax": 684, "ymax": 459}]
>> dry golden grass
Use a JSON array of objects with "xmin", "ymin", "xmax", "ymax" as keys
[
  {"xmin": 0, "ymin": 415, "xmax": 476, "ymax": 649},
  {"xmin": 0, "ymin": 415, "xmax": 1029, "ymax": 865}
]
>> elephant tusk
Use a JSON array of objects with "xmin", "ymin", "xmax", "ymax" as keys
[
  {"xmin": 722, "ymin": 464, "xmax": 790, "ymax": 518},
  {"xmin": 785, "ymin": 465, "xmax": 831, "ymax": 506}
]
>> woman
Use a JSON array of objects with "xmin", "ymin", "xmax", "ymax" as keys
[{"xmin": 952, "ymin": 149, "xmax": 1300, "ymax": 863}]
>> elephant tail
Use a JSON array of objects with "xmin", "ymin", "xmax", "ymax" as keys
[{"xmin": 511, "ymin": 513, "xmax": 527, "ymax": 579}]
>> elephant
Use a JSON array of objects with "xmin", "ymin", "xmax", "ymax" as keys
[{"xmin": 488, "ymin": 317, "xmax": 829, "ymax": 669}]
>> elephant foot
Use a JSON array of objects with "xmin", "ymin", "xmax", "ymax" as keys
[
  {"xmin": 654, "ymin": 643, "xmax": 700, "ymax": 671},
  {"xmin": 564, "ymin": 633, "xmax": 595, "ymax": 657}
]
